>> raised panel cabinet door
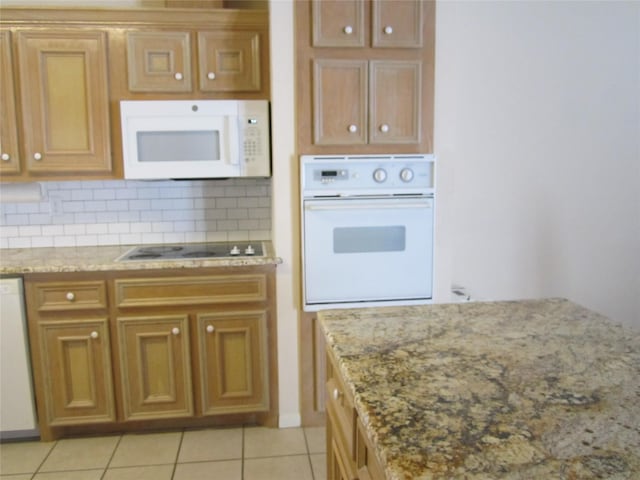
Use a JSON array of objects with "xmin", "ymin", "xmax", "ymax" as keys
[
  {"xmin": 39, "ymin": 319, "xmax": 115, "ymax": 426},
  {"xmin": 313, "ymin": 59, "xmax": 367, "ymax": 145},
  {"xmin": 372, "ymin": 0, "xmax": 422, "ymax": 48},
  {"xmin": 197, "ymin": 31, "xmax": 260, "ymax": 92},
  {"xmin": 126, "ymin": 31, "xmax": 192, "ymax": 92},
  {"xmin": 117, "ymin": 315, "xmax": 193, "ymax": 421},
  {"xmin": 197, "ymin": 310, "xmax": 269, "ymax": 414},
  {"xmin": 0, "ymin": 31, "xmax": 21, "ymax": 175},
  {"xmin": 311, "ymin": 0, "xmax": 365, "ymax": 48},
  {"xmin": 16, "ymin": 30, "xmax": 111, "ymax": 175},
  {"xmin": 369, "ymin": 60, "xmax": 421, "ymax": 144}
]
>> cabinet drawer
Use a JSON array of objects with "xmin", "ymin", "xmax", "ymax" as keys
[
  {"xmin": 115, "ymin": 274, "xmax": 267, "ymax": 308},
  {"xmin": 32, "ymin": 281, "xmax": 107, "ymax": 312}
]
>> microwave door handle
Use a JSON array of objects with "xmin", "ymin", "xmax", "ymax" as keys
[{"xmin": 227, "ymin": 117, "xmax": 240, "ymax": 167}]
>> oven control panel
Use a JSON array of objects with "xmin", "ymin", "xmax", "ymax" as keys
[
  {"xmin": 301, "ymin": 154, "xmax": 435, "ymax": 197},
  {"xmin": 315, "ymin": 169, "xmax": 349, "ymax": 183}
]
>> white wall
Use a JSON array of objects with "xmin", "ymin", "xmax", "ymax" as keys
[
  {"xmin": 435, "ymin": 1, "xmax": 640, "ymax": 327},
  {"xmin": 269, "ymin": 0, "xmax": 300, "ymax": 428}
]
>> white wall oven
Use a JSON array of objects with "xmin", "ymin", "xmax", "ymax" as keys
[{"xmin": 301, "ymin": 154, "xmax": 435, "ymax": 311}]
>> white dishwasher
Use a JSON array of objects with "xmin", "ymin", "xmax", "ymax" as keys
[{"xmin": 0, "ymin": 277, "xmax": 39, "ymax": 439}]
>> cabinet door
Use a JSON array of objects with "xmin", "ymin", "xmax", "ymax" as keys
[
  {"xmin": 311, "ymin": 0, "xmax": 364, "ymax": 48},
  {"xmin": 0, "ymin": 31, "xmax": 21, "ymax": 175},
  {"xmin": 117, "ymin": 315, "xmax": 193, "ymax": 421},
  {"xmin": 197, "ymin": 31, "xmax": 260, "ymax": 92},
  {"xmin": 16, "ymin": 30, "xmax": 111, "ymax": 175},
  {"xmin": 372, "ymin": 0, "xmax": 423, "ymax": 48},
  {"xmin": 369, "ymin": 60, "xmax": 421, "ymax": 144},
  {"xmin": 126, "ymin": 31, "xmax": 192, "ymax": 92},
  {"xmin": 313, "ymin": 59, "xmax": 367, "ymax": 145},
  {"xmin": 197, "ymin": 310, "xmax": 269, "ymax": 414},
  {"xmin": 39, "ymin": 319, "xmax": 115, "ymax": 426}
]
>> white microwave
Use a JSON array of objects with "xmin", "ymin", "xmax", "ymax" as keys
[{"xmin": 120, "ymin": 100, "xmax": 271, "ymax": 179}]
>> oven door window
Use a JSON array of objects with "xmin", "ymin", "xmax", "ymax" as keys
[
  {"xmin": 303, "ymin": 197, "xmax": 434, "ymax": 305},
  {"xmin": 334, "ymin": 226, "xmax": 405, "ymax": 253}
]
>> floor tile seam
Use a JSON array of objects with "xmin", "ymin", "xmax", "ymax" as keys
[
  {"xmin": 243, "ymin": 453, "xmax": 312, "ymax": 461},
  {"xmin": 100, "ymin": 434, "xmax": 123, "ymax": 479},
  {"xmin": 32, "ymin": 440, "xmax": 58, "ymax": 476},
  {"xmin": 105, "ymin": 461, "xmax": 178, "ymax": 470},
  {"xmin": 169, "ymin": 430, "xmax": 185, "ymax": 480},
  {"xmin": 176, "ymin": 455, "xmax": 243, "ymax": 464}
]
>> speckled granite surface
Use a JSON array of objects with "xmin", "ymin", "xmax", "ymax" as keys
[
  {"xmin": 319, "ymin": 298, "xmax": 640, "ymax": 480},
  {"xmin": 0, "ymin": 242, "xmax": 281, "ymax": 274}
]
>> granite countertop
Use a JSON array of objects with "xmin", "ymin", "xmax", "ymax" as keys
[
  {"xmin": 0, "ymin": 242, "xmax": 282, "ymax": 274},
  {"xmin": 319, "ymin": 298, "xmax": 640, "ymax": 479}
]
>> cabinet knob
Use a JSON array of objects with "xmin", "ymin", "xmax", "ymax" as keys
[
  {"xmin": 66, "ymin": 292, "xmax": 75, "ymax": 301},
  {"xmin": 174, "ymin": 72, "xmax": 183, "ymax": 81},
  {"xmin": 207, "ymin": 72, "xmax": 216, "ymax": 80},
  {"xmin": 379, "ymin": 123, "xmax": 390, "ymax": 133},
  {"xmin": 384, "ymin": 26, "xmax": 393, "ymax": 35},
  {"xmin": 343, "ymin": 25, "xmax": 353, "ymax": 35},
  {"xmin": 33, "ymin": 152, "xmax": 42, "ymax": 161},
  {"xmin": 206, "ymin": 325, "xmax": 215, "ymax": 333},
  {"xmin": 172, "ymin": 327, "xmax": 180, "ymax": 335},
  {"xmin": 348, "ymin": 124, "xmax": 358, "ymax": 133},
  {"xmin": 90, "ymin": 331, "xmax": 99, "ymax": 339},
  {"xmin": 1, "ymin": 153, "xmax": 10, "ymax": 162},
  {"xmin": 332, "ymin": 388, "xmax": 342, "ymax": 401}
]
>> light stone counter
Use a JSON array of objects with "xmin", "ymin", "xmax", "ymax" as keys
[
  {"xmin": 319, "ymin": 298, "xmax": 640, "ymax": 479},
  {"xmin": 0, "ymin": 242, "xmax": 281, "ymax": 274}
]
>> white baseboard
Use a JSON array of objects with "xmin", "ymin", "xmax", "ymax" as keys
[{"xmin": 278, "ymin": 412, "xmax": 302, "ymax": 429}]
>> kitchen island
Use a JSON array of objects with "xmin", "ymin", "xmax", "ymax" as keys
[{"xmin": 319, "ymin": 298, "xmax": 639, "ymax": 479}]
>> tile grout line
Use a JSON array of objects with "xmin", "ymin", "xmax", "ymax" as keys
[
  {"xmin": 302, "ymin": 427, "xmax": 316, "ymax": 480},
  {"xmin": 170, "ymin": 429, "xmax": 185, "ymax": 480},
  {"xmin": 99, "ymin": 434, "xmax": 124, "ymax": 480},
  {"xmin": 241, "ymin": 425, "xmax": 246, "ymax": 480},
  {"xmin": 31, "ymin": 438, "xmax": 58, "ymax": 478}
]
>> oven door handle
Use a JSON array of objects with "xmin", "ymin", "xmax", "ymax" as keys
[{"xmin": 304, "ymin": 200, "xmax": 432, "ymax": 211}]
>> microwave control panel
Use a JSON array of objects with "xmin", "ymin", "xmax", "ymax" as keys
[{"xmin": 238, "ymin": 101, "xmax": 271, "ymax": 177}]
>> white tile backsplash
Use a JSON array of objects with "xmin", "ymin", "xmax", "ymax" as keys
[{"xmin": 0, "ymin": 178, "xmax": 271, "ymax": 249}]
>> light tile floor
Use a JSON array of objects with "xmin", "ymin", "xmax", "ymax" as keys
[{"xmin": 0, "ymin": 426, "xmax": 326, "ymax": 480}]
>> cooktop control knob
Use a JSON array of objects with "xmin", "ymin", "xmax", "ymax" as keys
[
  {"xmin": 373, "ymin": 168, "xmax": 387, "ymax": 183},
  {"xmin": 245, "ymin": 245, "xmax": 255, "ymax": 255},
  {"xmin": 400, "ymin": 168, "xmax": 414, "ymax": 182},
  {"xmin": 230, "ymin": 245, "xmax": 240, "ymax": 255}
]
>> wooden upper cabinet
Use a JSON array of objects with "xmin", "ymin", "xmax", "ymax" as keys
[
  {"xmin": 371, "ymin": 0, "xmax": 422, "ymax": 48},
  {"xmin": 312, "ymin": 0, "xmax": 364, "ymax": 47},
  {"xmin": 125, "ymin": 29, "xmax": 263, "ymax": 94},
  {"xmin": 313, "ymin": 59, "xmax": 367, "ymax": 145},
  {"xmin": 126, "ymin": 31, "xmax": 192, "ymax": 92},
  {"xmin": 311, "ymin": 0, "xmax": 422, "ymax": 48},
  {"xmin": 313, "ymin": 59, "xmax": 420, "ymax": 145},
  {"xmin": 0, "ymin": 31, "xmax": 21, "ymax": 175},
  {"xmin": 198, "ymin": 31, "xmax": 261, "ymax": 92},
  {"xmin": 369, "ymin": 60, "xmax": 421, "ymax": 144},
  {"xmin": 15, "ymin": 30, "xmax": 112, "ymax": 176}
]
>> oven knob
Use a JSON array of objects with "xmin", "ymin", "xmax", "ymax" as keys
[
  {"xmin": 373, "ymin": 168, "xmax": 387, "ymax": 183},
  {"xmin": 400, "ymin": 168, "xmax": 414, "ymax": 182}
]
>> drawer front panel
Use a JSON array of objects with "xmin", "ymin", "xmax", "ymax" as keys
[
  {"xmin": 33, "ymin": 281, "xmax": 107, "ymax": 312},
  {"xmin": 115, "ymin": 274, "xmax": 267, "ymax": 308}
]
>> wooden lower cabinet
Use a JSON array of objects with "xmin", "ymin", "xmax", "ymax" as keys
[
  {"xmin": 37, "ymin": 318, "xmax": 115, "ymax": 427},
  {"xmin": 117, "ymin": 315, "xmax": 193, "ymax": 421},
  {"xmin": 25, "ymin": 266, "xmax": 277, "ymax": 441},
  {"xmin": 198, "ymin": 311, "xmax": 269, "ymax": 415},
  {"xmin": 326, "ymin": 348, "xmax": 384, "ymax": 480}
]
